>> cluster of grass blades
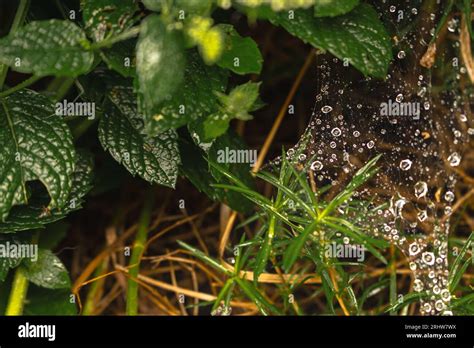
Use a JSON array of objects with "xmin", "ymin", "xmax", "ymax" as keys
[
  {"xmin": 178, "ymin": 150, "xmax": 390, "ymax": 315},
  {"xmin": 178, "ymin": 147, "xmax": 474, "ymax": 316}
]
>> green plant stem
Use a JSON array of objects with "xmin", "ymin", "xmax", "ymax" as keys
[
  {"xmin": 46, "ymin": 77, "xmax": 75, "ymax": 102},
  {"xmin": 91, "ymin": 26, "xmax": 141, "ymax": 50},
  {"xmin": 0, "ymin": 75, "xmax": 41, "ymax": 99},
  {"xmin": 389, "ymin": 245, "xmax": 397, "ymax": 316},
  {"xmin": 126, "ymin": 190, "xmax": 155, "ymax": 315},
  {"xmin": 82, "ymin": 260, "xmax": 107, "ymax": 315},
  {"xmin": 0, "ymin": 0, "xmax": 30, "ymax": 90},
  {"xmin": 5, "ymin": 266, "xmax": 29, "ymax": 315}
]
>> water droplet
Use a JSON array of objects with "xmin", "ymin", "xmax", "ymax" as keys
[
  {"xmin": 447, "ymin": 152, "xmax": 461, "ymax": 166},
  {"xmin": 422, "ymin": 252, "xmax": 435, "ymax": 265},
  {"xmin": 417, "ymin": 210, "xmax": 428, "ymax": 222},
  {"xmin": 310, "ymin": 160, "xmax": 323, "ymax": 171},
  {"xmin": 447, "ymin": 19, "xmax": 457, "ymax": 32},
  {"xmin": 397, "ymin": 51, "xmax": 406, "ymax": 59},
  {"xmin": 331, "ymin": 127, "xmax": 341, "ymax": 137},
  {"xmin": 409, "ymin": 242, "xmax": 420, "ymax": 256},
  {"xmin": 389, "ymin": 5, "xmax": 396, "ymax": 12},
  {"xmin": 396, "ymin": 93, "xmax": 404, "ymax": 102},
  {"xmin": 444, "ymin": 191, "xmax": 455, "ymax": 203},
  {"xmin": 414, "ymin": 181, "xmax": 428, "ymax": 198},
  {"xmin": 321, "ymin": 105, "xmax": 333, "ymax": 113},
  {"xmin": 399, "ymin": 159, "xmax": 412, "ymax": 171},
  {"xmin": 414, "ymin": 279, "xmax": 424, "ymax": 292}
]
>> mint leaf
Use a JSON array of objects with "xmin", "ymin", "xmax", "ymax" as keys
[
  {"xmin": 0, "ymin": 90, "xmax": 76, "ymax": 222},
  {"xmin": 137, "ymin": 15, "xmax": 186, "ymax": 115},
  {"xmin": 189, "ymin": 81, "xmax": 262, "ymax": 145},
  {"xmin": 99, "ymin": 83, "xmax": 180, "ymax": 187},
  {"xmin": 82, "ymin": 0, "xmax": 138, "ymax": 42},
  {"xmin": 101, "ymin": 39, "xmax": 137, "ymax": 78},
  {"xmin": 24, "ymin": 286, "xmax": 76, "ymax": 315},
  {"xmin": 314, "ymin": 0, "xmax": 359, "ymax": 17},
  {"xmin": 143, "ymin": 50, "xmax": 228, "ymax": 135},
  {"xmin": 217, "ymin": 24, "xmax": 263, "ymax": 75},
  {"xmin": 23, "ymin": 249, "xmax": 71, "ymax": 289},
  {"xmin": 0, "ymin": 20, "xmax": 93, "ymax": 77},
  {"xmin": 270, "ymin": 4, "xmax": 392, "ymax": 78},
  {"xmin": 217, "ymin": 81, "xmax": 261, "ymax": 120},
  {"xmin": 208, "ymin": 131, "xmax": 256, "ymax": 201},
  {"xmin": 0, "ymin": 237, "xmax": 23, "ymax": 281},
  {"xmin": 179, "ymin": 135, "xmax": 254, "ymax": 213},
  {"xmin": 0, "ymin": 150, "xmax": 94, "ymax": 233}
]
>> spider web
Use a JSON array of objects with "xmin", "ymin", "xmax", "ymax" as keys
[{"xmin": 279, "ymin": 0, "xmax": 468, "ymax": 315}]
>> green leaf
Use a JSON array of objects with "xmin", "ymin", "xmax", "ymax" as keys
[
  {"xmin": 82, "ymin": 0, "xmax": 138, "ymax": 42},
  {"xmin": 270, "ymin": 4, "xmax": 392, "ymax": 78},
  {"xmin": 217, "ymin": 81, "xmax": 261, "ymax": 120},
  {"xmin": 24, "ymin": 286, "xmax": 76, "ymax": 315},
  {"xmin": 0, "ymin": 90, "xmax": 76, "ymax": 222},
  {"xmin": 0, "ymin": 20, "xmax": 94, "ymax": 77},
  {"xmin": 174, "ymin": 0, "xmax": 213, "ymax": 15},
  {"xmin": 38, "ymin": 220, "xmax": 69, "ymax": 250},
  {"xmin": 208, "ymin": 131, "xmax": 256, "ymax": 188},
  {"xmin": 283, "ymin": 220, "xmax": 318, "ymax": 272},
  {"xmin": 188, "ymin": 112, "xmax": 231, "ymax": 144},
  {"xmin": 179, "ymin": 136, "xmax": 253, "ymax": 213},
  {"xmin": 253, "ymin": 215, "xmax": 275, "ymax": 282},
  {"xmin": 143, "ymin": 0, "xmax": 212, "ymax": 14},
  {"xmin": 188, "ymin": 82, "xmax": 262, "ymax": 144},
  {"xmin": 144, "ymin": 50, "xmax": 228, "ymax": 135},
  {"xmin": 314, "ymin": 0, "xmax": 359, "ymax": 17},
  {"xmin": 99, "ymin": 83, "xmax": 180, "ymax": 187},
  {"xmin": 142, "ymin": 0, "xmax": 162, "ymax": 11},
  {"xmin": 449, "ymin": 232, "xmax": 474, "ymax": 291},
  {"xmin": 234, "ymin": 277, "xmax": 282, "ymax": 315},
  {"xmin": 0, "ymin": 237, "xmax": 23, "ymax": 282},
  {"xmin": 137, "ymin": 15, "xmax": 186, "ymax": 115},
  {"xmin": 0, "ymin": 150, "xmax": 93, "ymax": 233},
  {"xmin": 216, "ymin": 24, "xmax": 263, "ymax": 75},
  {"xmin": 101, "ymin": 39, "xmax": 137, "ymax": 77},
  {"xmin": 23, "ymin": 249, "xmax": 71, "ymax": 289},
  {"xmin": 177, "ymin": 240, "xmax": 232, "ymax": 275},
  {"xmin": 462, "ymin": 0, "xmax": 473, "ymax": 38}
]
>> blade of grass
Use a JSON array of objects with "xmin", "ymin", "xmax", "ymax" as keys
[
  {"xmin": 177, "ymin": 240, "xmax": 233, "ymax": 276},
  {"xmin": 282, "ymin": 220, "xmax": 319, "ymax": 272},
  {"xmin": 234, "ymin": 277, "xmax": 282, "ymax": 315},
  {"xmin": 126, "ymin": 190, "xmax": 155, "ymax": 315}
]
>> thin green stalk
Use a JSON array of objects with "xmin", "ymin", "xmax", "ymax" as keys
[
  {"xmin": 46, "ymin": 77, "xmax": 75, "ymax": 102},
  {"xmin": 82, "ymin": 260, "xmax": 108, "ymax": 315},
  {"xmin": 0, "ymin": 75, "xmax": 41, "ymax": 99},
  {"xmin": 5, "ymin": 267, "xmax": 29, "ymax": 315},
  {"xmin": 91, "ymin": 26, "xmax": 140, "ymax": 50},
  {"xmin": 389, "ymin": 245, "xmax": 397, "ymax": 315},
  {"xmin": 0, "ymin": 0, "xmax": 30, "ymax": 90},
  {"xmin": 126, "ymin": 190, "xmax": 155, "ymax": 315}
]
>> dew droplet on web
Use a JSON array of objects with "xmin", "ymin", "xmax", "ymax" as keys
[
  {"xmin": 399, "ymin": 159, "xmax": 412, "ymax": 171},
  {"xmin": 397, "ymin": 51, "xmax": 406, "ymax": 59},
  {"xmin": 310, "ymin": 160, "xmax": 323, "ymax": 171},
  {"xmin": 447, "ymin": 152, "xmax": 461, "ymax": 167},
  {"xmin": 414, "ymin": 181, "xmax": 428, "ymax": 198},
  {"xmin": 321, "ymin": 105, "xmax": 333, "ymax": 113},
  {"xmin": 331, "ymin": 127, "xmax": 341, "ymax": 137},
  {"xmin": 444, "ymin": 191, "xmax": 455, "ymax": 203}
]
